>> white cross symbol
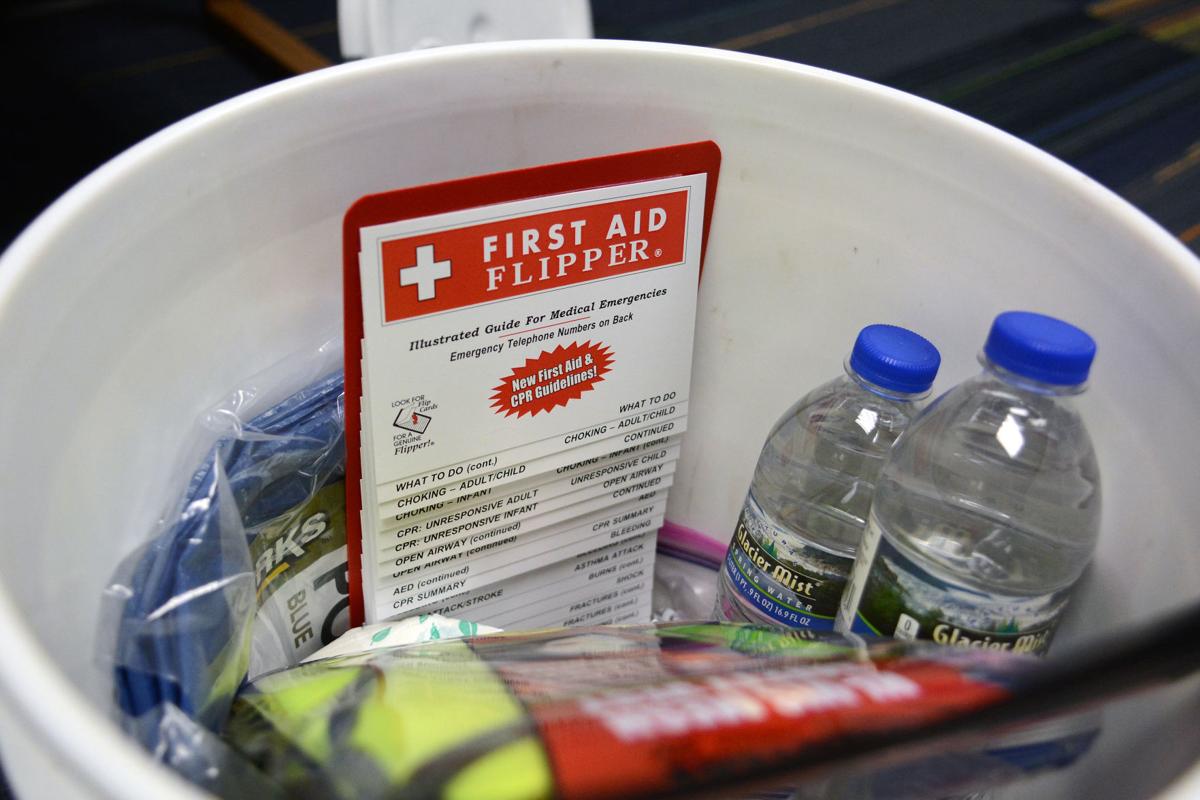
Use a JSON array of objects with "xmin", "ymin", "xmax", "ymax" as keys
[{"xmin": 399, "ymin": 244, "xmax": 452, "ymax": 301}]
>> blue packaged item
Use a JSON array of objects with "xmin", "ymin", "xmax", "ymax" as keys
[{"xmin": 104, "ymin": 342, "xmax": 346, "ymax": 746}]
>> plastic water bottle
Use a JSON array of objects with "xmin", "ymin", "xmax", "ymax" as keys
[
  {"xmin": 837, "ymin": 311, "xmax": 1100, "ymax": 655},
  {"xmin": 714, "ymin": 324, "xmax": 941, "ymax": 629}
]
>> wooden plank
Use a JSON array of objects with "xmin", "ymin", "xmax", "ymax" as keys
[{"xmin": 205, "ymin": 0, "xmax": 332, "ymax": 74}]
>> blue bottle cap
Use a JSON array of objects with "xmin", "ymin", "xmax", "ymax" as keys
[
  {"xmin": 849, "ymin": 324, "xmax": 941, "ymax": 394},
  {"xmin": 983, "ymin": 311, "xmax": 1096, "ymax": 386}
]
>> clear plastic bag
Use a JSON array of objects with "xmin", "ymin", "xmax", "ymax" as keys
[
  {"xmin": 102, "ymin": 338, "xmax": 347, "ymax": 750},
  {"xmin": 100, "ymin": 338, "xmax": 732, "ymax": 755},
  {"xmin": 651, "ymin": 520, "xmax": 724, "ymax": 621}
]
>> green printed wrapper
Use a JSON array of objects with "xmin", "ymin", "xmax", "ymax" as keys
[{"xmin": 223, "ymin": 623, "xmax": 1051, "ymax": 799}]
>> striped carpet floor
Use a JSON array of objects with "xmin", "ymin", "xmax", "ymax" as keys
[
  {"xmin": 3, "ymin": 1, "xmax": 1200, "ymax": 253},
  {"xmin": 595, "ymin": 0, "xmax": 1200, "ymax": 253}
]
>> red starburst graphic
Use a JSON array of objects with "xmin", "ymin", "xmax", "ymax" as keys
[{"xmin": 492, "ymin": 341, "xmax": 614, "ymax": 417}]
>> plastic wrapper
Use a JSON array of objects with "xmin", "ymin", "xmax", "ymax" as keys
[
  {"xmin": 791, "ymin": 712, "xmax": 1099, "ymax": 799},
  {"xmin": 221, "ymin": 622, "xmax": 1103, "ymax": 800},
  {"xmin": 652, "ymin": 520, "xmax": 724, "ymax": 621},
  {"xmin": 101, "ymin": 339, "xmax": 349, "ymax": 751}
]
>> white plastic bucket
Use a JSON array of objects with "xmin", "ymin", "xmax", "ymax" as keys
[{"xmin": 0, "ymin": 40, "xmax": 1197, "ymax": 800}]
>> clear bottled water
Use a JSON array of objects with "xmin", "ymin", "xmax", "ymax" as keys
[
  {"xmin": 714, "ymin": 324, "xmax": 941, "ymax": 629},
  {"xmin": 838, "ymin": 311, "xmax": 1100, "ymax": 655}
]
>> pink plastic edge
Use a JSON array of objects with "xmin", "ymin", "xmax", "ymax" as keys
[{"xmin": 658, "ymin": 519, "xmax": 726, "ymax": 567}]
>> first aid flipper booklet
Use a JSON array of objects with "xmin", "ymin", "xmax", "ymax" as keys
[{"xmin": 344, "ymin": 142, "xmax": 722, "ymax": 625}]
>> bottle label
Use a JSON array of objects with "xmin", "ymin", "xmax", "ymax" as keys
[
  {"xmin": 840, "ymin": 521, "xmax": 1070, "ymax": 656},
  {"xmin": 721, "ymin": 495, "xmax": 854, "ymax": 630}
]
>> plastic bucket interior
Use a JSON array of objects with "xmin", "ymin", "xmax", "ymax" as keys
[{"xmin": 0, "ymin": 40, "xmax": 1198, "ymax": 800}]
